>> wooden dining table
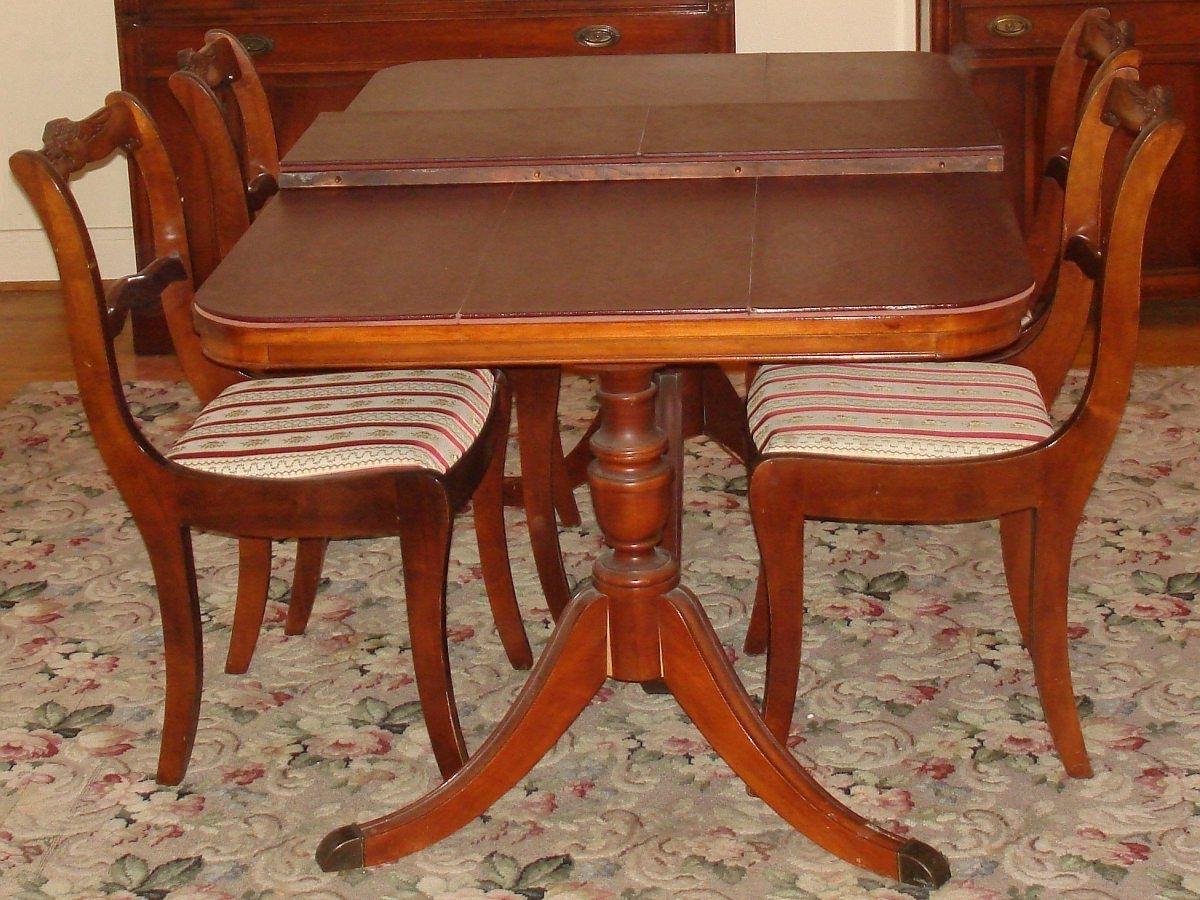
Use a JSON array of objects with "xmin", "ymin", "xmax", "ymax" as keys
[{"xmin": 193, "ymin": 52, "xmax": 1035, "ymax": 891}]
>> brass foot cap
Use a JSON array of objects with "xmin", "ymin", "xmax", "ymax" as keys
[
  {"xmin": 316, "ymin": 824, "xmax": 366, "ymax": 872},
  {"xmin": 897, "ymin": 839, "xmax": 951, "ymax": 889}
]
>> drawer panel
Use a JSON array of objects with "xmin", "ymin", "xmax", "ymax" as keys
[
  {"xmin": 137, "ymin": 13, "xmax": 724, "ymax": 75},
  {"xmin": 960, "ymin": 2, "xmax": 1200, "ymax": 52}
]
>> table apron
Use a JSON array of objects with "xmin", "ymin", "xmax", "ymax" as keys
[{"xmin": 195, "ymin": 307, "xmax": 1028, "ymax": 370}]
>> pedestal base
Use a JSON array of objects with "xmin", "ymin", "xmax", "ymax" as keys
[{"xmin": 316, "ymin": 366, "xmax": 950, "ymax": 891}]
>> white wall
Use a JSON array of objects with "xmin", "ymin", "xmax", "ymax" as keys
[
  {"xmin": 1, "ymin": 0, "xmax": 135, "ymax": 281},
  {"xmin": 0, "ymin": 0, "xmax": 914, "ymax": 282},
  {"xmin": 737, "ymin": 0, "xmax": 915, "ymax": 53}
]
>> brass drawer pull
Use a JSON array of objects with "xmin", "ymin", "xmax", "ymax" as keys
[
  {"xmin": 575, "ymin": 24, "xmax": 621, "ymax": 49},
  {"xmin": 987, "ymin": 14, "xmax": 1033, "ymax": 38},
  {"xmin": 238, "ymin": 34, "xmax": 276, "ymax": 57}
]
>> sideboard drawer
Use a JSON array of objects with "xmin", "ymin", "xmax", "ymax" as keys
[
  {"xmin": 138, "ymin": 12, "xmax": 723, "ymax": 75},
  {"xmin": 961, "ymin": 2, "xmax": 1200, "ymax": 51}
]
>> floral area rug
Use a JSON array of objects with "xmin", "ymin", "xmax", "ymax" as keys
[{"xmin": 0, "ymin": 370, "xmax": 1199, "ymax": 900}]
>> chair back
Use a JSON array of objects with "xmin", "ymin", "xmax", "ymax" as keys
[
  {"xmin": 8, "ymin": 92, "xmax": 239, "ymax": 486},
  {"xmin": 1028, "ymin": 8, "xmax": 1141, "ymax": 300},
  {"xmin": 170, "ymin": 30, "xmax": 280, "ymax": 280},
  {"xmin": 1043, "ymin": 9, "xmax": 1139, "ymax": 172},
  {"xmin": 1028, "ymin": 68, "xmax": 1183, "ymax": 445}
]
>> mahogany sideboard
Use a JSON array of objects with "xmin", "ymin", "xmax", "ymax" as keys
[
  {"xmin": 926, "ymin": 0, "xmax": 1200, "ymax": 303},
  {"xmin": 114, "ymin": 0, "xmax": 734, "ymax": 352}
]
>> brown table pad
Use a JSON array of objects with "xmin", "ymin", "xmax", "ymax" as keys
[
  {"xmin": 279, "ymin": 53, "xmax": 1002, "ymax": 186},
  {"xmin": 197, "ymin": 174, "xmax": 1030, "ymax": 325}
]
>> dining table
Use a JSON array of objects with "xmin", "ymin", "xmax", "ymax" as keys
[{"xmin": 192, "ymin": 51, "xmax": 1035, "ymax": 891}]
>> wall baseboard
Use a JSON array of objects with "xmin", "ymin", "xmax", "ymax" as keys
[
  {"xmin": 0, "ymin": 279, "xmax": 58, "ymax": 292},
  {"xmin": 0, "ymin": 227, "xmax": 135, "ymax": 283}
]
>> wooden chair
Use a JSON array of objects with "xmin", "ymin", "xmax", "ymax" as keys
[
  {"xmin": 742, "ymin": 9, "xmax": 1141, "ymax": 652},
  {"xmin": 1008, "ymin": 8, "xmax": 1139, "ymax": 368},
  {"xmin": 166, "ymin": 30, "xmax": 281, "ymax": 289},
  {"xmin": 169, "ymin": 30, "xmax": 583, "ymax": 620},
  {"xmin": 9, "ymin": 91, "xmax": 535, "ymax": 785},
  {"xmin": 742, "ymin": 68, "xmax": 1183, "ymax": 779}
]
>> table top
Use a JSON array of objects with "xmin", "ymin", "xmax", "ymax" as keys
[
  {"xmin": 194, "ymin": 172, "xmax": 1034, "ymax": 370},
  {"xmin": 279, "ymin": 53, "xmax": 1003, "ymax": 187}
]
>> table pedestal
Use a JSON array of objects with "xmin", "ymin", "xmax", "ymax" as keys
[{"xmin": 315, "ymin": 366, "xmax": 950, "ymax": 890}]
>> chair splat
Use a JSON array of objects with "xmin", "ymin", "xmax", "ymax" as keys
[
  {"xmin": 245, "ymin": 171, "xmax": 279, "ymax": 213},
  {"xmin": 104, "ymin": 255, "xmax": 188, "ymax": 340},
  {"xmin": 1064, "ymin": 233, "xmax": 1104, "ymax": 281},
  {"xmin": 1043, "ymin": 151, "xmax": 1071, "ymax": 188}
]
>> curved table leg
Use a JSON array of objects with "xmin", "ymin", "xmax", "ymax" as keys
[
  {"xmin": 317, "ymin": 592, "xmax": 609, "ymax": 871},
  {"xmin": 660, "ymin": 589, "xmax": 949, "ymax": 888}
]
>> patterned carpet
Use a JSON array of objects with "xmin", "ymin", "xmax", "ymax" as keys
[{"xmin": 0, "ymin": 370, "xmax": 1198, "ymax": 899}]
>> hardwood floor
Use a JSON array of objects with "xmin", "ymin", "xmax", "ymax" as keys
[
  {"xmin": 0, "ymin": 288, "xmax": 182, "ymax": 403},
  {"xmin": 0, "ymin": 287, "xmax": 1198, "ymax": 405}
]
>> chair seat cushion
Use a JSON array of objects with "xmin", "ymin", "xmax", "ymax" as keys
[
  {"xmin": 166, "ymin": 369, "xmax": 495, "ymax": 479},
  {"xmin": 748, "ymin": 362, "xmax": 1053, "ymax": 461}
]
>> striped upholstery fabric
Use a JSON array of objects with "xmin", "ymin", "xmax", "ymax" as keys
[
  {"xmin": 748, "ymin": 362, "xmax": 1053, "ymax": 461},
  {"xmin": 167, "ymin": 369, "xmax": 495, "ymax": 478}
]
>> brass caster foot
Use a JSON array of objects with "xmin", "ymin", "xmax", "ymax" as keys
[
  {"xmin": 316, "ymin": 824, "xmax": 366, "ymax": 872},
  {"xmin": 897, "ymin": 839, "xmax": 951, "ymax": 889}
]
